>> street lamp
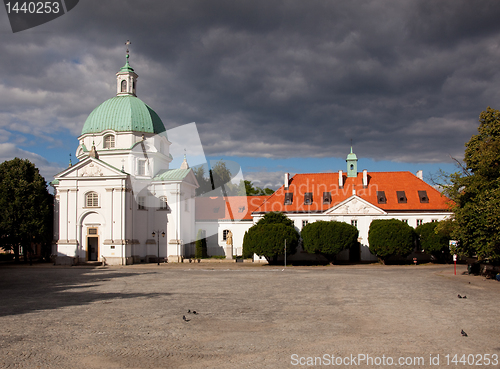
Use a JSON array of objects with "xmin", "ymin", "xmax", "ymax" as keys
[{"xmin": 152, "ymin": 231, "xmax": 165, "ymax": 265}]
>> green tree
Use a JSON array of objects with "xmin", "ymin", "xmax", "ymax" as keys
[
  {"xmin": 195, "ymin": 229, "xmax": 208, "ymax": 258},
  {"xmin": 193, "ymin": 161, "xmax": 243, "ymax": 196},
  {"xmin": 193, "ymin": 165, "xmax": 213, "ymax": 196},
  {"xmin": 368, "ymin": 219, "xmax": 415, "ymax": 263},
  {"xmin": 237, "ymin": 180, "xmax": 275, "ymax": 196},
  {"xmin": 0, "ymin": 158, "xmax": 52, "ymax": 263},
  {"xmin": 243, "ymin": 212, "xmax": 299, "ymax": 264},
  {"xmin": 211, "ymin": 161, "xmax": 232, "ymax": 190},
  {"xmin": 415, "ymin": 222, "xmax": 451, "ymax": 262},
  {"xmin": 301, "ymin": 221, "xmax": 358, "ymax": 263},
  {"xmin": 443, "ymin": 107, "xmax": 500, "ymax": 260}
]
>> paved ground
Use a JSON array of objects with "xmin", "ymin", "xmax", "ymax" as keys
[{"xmin": 0, "ymin": 263, "xmax": 499, "ymax": 369}]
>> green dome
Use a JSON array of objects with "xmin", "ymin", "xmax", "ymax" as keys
[{"xmin": 81, "ymin": 95, "xmax": 166, "ymax": 135}]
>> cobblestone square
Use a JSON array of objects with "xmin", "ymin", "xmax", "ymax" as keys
[{"xmin": 0, "ymin": 263, "xmax": 498, "ymax": 368}]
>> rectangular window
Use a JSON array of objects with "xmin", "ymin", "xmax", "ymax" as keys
[
  {"xmin": 88, "ymin": 228, "xmax": 97, "ymax": 235},
  {"xmin": 402, "ymin": 219, "xmax": 408, "ymax": 224},
  {"xmin": 351, "ymin": 219, "xmax": 358, "ymax": 228},
  {"xmin": 323, "ymin": 192, "xmax": 331, "ymax": 204},
  {"xmin": 302, "ymin": 220, "xmax": 309, "ymax": 228},
  {"xmin": 431, "ymin": 219, "xmax": 438, "ymax": 223},
  {"xmin": 304, "ymin": 192, "xmax": 313, "ymax": 205},
  {"xmin": 138, "ymin": 196, "xmax": 146, "ymax": 210},
  {"xmin": 417, "ymin": 219, "xmax": 423, "ymax": 226},
  {"xmin": 418, "ymin": 190, "xmax": 429, "ymax": 203},
  {"xmin": 185, "ymin": 198, "xmax": 189, "ymax": 212},
  {"xmin": 159, "ymin": 197, "xmax": 168, "ymax": 210},
  {"xmin": 377, "ymin": 191, "xmax": 387, "ymax": 204},
  {"xmin": 396, "ymin": 191, "xmax": 407, "ymax": 204},
  {"xmin": 138, "ymin": 160, "xmax": 146, "ymax": 176},
  {"xmin": 284, "ymin": 193, "xmax": 293, "ymax": 205}
]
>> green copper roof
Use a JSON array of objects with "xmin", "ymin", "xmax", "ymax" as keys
[
  {"xmin": 153, "ymin": 168, "xmax": 191, "ymax": 181},
  {"xmin": 81, "ymin": 95, "xmax": 166, "ymax": 135},
  {"xmin": 119, "ymin": 54, "xmax": 135, "ymax": 73},
  {"xmin": 346, "ymin": 146, "xmax": 357, "ymax": 160}
]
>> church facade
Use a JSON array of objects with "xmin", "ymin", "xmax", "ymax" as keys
[{"xmin": 52, "ymin": 54, "xmax": 198, "ymax": 265}]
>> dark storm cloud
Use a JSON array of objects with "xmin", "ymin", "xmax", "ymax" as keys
[{"xmin": 2, "ymin": 0, "xmax": 500, "ymax": 165}]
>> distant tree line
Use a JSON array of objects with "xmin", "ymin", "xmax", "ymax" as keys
[{"xmin": 193, "ymin": 161, "xmax": 274, "ymax": 197}]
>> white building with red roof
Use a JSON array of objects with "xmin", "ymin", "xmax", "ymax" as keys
[
  {"xmin": 251, "ymin": 148, "xmax": 453, "ymax": 262},
  {"xmin": 194, "ymin": 147, "xmax": 452, "ymax": 263}
]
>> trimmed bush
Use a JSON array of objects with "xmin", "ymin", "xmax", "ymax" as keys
[
  {"xmin": 243, "ymin": 212, "xmax": 299, "ymax": 264},
  {"xmin": 368, "ymin": 219, "xmax": 415, "ymax": 263},
  {"xmin": 195, "ymin": 229, "xmax": 208, "ymax": 258},
  {"xmin": 416, "ymin": 221, "xmax": 451, "ymax": 262},
  {"xmin": 301, "ymin": 221, "xmax": 358, "ymax": 263}
]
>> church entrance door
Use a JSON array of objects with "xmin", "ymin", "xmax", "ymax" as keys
[{"xmin": 87, "ymin": 227, "xmax": 99, "ymax": 261}]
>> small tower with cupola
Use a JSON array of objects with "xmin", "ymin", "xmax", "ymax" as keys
[
  {"xmin": 116, "ymin": 42, "xmax": 138, "ymax": 96},
  {"xmin": 346, "ymin": 146, "xmax": 358, "ymax": 178}
]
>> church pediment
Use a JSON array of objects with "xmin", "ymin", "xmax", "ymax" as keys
[
  {"xmin": 324, "ymin": 195, "xmax": 386, "ymax": 215},
  {"xmin": 55, "ymin": 157, "xmax": 126, "ymax": 180}
]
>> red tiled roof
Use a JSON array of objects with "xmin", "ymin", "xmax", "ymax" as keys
[
  {"xmin": 254, "ymin": 171, "xmax": 452, "ymax": 214},
  {"xmin": 196, "ymin": 196, "xmax": 269, "ymax": 221}
]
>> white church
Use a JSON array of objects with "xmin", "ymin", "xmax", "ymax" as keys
[{"xmin": 52, "ymin": 53, "xmax": 199, "ymax": 265}]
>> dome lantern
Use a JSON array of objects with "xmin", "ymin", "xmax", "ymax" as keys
[{"xmin": 116, "ymin": 42, "xmax": 138, "ymax": 97}]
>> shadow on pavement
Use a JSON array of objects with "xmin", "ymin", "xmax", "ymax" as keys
[{"xmin": 0, "ymin": 267, "xmax": 169, "ymax": 317}]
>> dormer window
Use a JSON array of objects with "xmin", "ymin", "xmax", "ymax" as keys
[
  {"xmin": 418, "ymin": 190, "xmax": 429, "ymax": 203},
  {"xmin": 377, "ymin": 191, "xmax": 387, "ymax": 204},
  {"xmin": 304, "ymin": 192, "xmax": 313, "ymax": 205},
  {"xmin": 121, "ymin": 80, "xmax": 127, "ymax": 92},
  {"xmin": 323, "ymin": 192, "xmax": 331, "ymax": 204},
  {"xmin": 284, "ymin": 193, "xmax": 293, "ymax": 205},
  {"xmin": 104, "ymin": 135, "xmax": 115, "ymax": 149},
  {"xmin": 397, "ymin": 191, "xmax": 407, "ymax": 204}
]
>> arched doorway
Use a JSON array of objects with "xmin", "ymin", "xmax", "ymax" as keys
[{"xmin": 80, "ymin": 212, "xmax": 105, "ymax": 262}]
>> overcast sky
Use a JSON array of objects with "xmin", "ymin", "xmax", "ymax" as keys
[{"xmin": 1, "ymin": 0, "xmax": 499, "ymax": 188}]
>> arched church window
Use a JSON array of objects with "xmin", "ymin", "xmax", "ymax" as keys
[
  {"xmin": 86, "ymin": 192, "xmax": 99, "ymax": 207},
  {"xmin": 121, "ymin": 80, "xmax": 127, "ymax": 92},
  {"xmin": 104, "ymin": 135, "xmax": 115, "ymax": 148}
]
